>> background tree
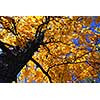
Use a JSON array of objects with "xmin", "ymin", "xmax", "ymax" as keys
[{"xmin": 0, "ymin": 16, "xmax": 100, "ymax": 83}]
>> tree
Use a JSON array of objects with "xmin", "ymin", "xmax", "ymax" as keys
[{"xmin": 0, "ymin": 16, "xmax": 100, "ymax": 83}]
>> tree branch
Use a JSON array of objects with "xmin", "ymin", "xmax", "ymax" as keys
[
  {"xmin": 0, "ymin": 16, "xmax": 51, "ymax": 82},
  {"xmin": 31, "ymin": 58, "xmax": 52, "ymax": 83},
  {"xmin": 0, "ymin": 16, "xmax": 18, "ymax": 36}
]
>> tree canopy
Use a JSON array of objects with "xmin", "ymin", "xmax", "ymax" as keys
[{"xmin": 0, "ymin": 16, "xmax": 100, "ymax": 83}]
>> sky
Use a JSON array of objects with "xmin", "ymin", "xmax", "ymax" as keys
[
  {"xmin": 11, "ymin": 17, "xmax": 100, "ymax": 83},
  {"xmin": 71, "ymin": 17, "xmax": 100, "ymax": 83},
  {"xmin": 0, "ymin": 16, "xmax": 100, "ymax": 83}
]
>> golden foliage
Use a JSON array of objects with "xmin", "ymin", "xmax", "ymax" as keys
[{"xmin": 0, "ymin": 16, "xmax": 100, "ymax": 83}]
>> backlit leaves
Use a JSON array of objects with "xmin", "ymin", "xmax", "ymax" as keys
[{"xmin": 0, "ymin": 16, "xmax": 100, "ymax": 83}]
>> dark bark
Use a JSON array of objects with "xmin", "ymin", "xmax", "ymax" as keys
[
  {"xmin": 31, "ymin": 58, "xmax": 52, "ymax": 83},
  {"xmin": 0, "ymin": 16, "xmax": 51, "ymax": 83},
  {"xmin": 0, "ymin": 35, "xmax": 43, "ymax": 83}
]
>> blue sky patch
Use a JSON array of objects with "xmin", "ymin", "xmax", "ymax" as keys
[{"xmin": 72, "ymin": 38, "xmax": 80, "ymax": 46}]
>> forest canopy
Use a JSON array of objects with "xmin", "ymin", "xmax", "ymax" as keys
[{"xmin": 0, "ymin": 16, "xmax": 100, "ymax": 83}]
